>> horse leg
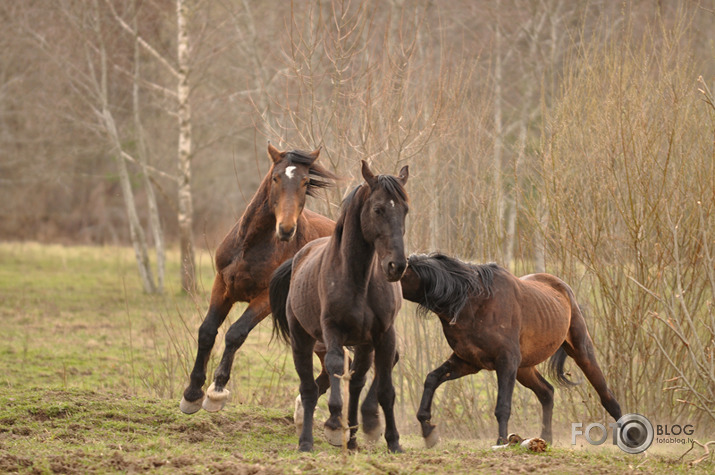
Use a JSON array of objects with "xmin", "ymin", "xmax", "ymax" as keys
[
  {"xmin": 516, "ymin": 366, "xmax": 554, "ymax": 443},
  {"xmin": 374, "ymin": 327, "xmax": 402, "ymax": 453},
  {"xmin": 202, "ymin": 293, "xmax": 270, "ymax": 412},
  {"xmin": 361, "ymin": 350, "xmax": 398, "ymax": 442},
  {"xmin": 180, "ymin": 274, "xmax": 234, "ymax": 414},
  {"xmin": 293, "ymin": 342, "xmax": 335, "ymax": 435},
  {"xmin": 322, "ymin": 329, "xmax": 349, "ymax": 446},
  {"xmin": 565, "ymin": 306, "xmax": 622, "ymax": 420},
  {"xmin": 346, "ymin": 345, "xmax": 374, "ymax": 450},
  {"xmin": 313, "ymin": 342, "xmax": 331, "ymax": 395},
  {"xmin": 291, "ymin": 325, "xmax": 319, "ymax": 452},
  {"xmin": 416, "ymin": 352, "xmax": 479, "ymax": 448},
  {"xmin": 563, "ymin": 339, "xmax": 622, "ymax": 421},
  {"xmin": 494, "ymin": 354, "xmax": 519, "ymax": 445}
]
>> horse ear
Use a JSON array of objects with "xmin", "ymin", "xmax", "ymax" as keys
[
  {"xmin": 267, "ymin": 142, "xmax": 285, "ymax": 164},
  {"xmin": 306, "ymin": 146, "xmax": 321, "ymax": 164},
  {"xmin": 361, "ymin": 160, "xmax": 377, "ymax": 187},
  {"xmin": 398, "ymin": 165, "xmax": 409, "ymax": 185}
]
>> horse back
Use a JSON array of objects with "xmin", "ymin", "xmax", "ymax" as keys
[{"xmin": 302, "ymin": 208, "xmax": 335, "ymax": 240}]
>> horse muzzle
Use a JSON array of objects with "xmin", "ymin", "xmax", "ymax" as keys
[
  {"xmin": 277, "ymin": 223, "xmax": 297, "ymax": 241},
  {"xmin": 383, "ymin": 258, "xmax": 407, "ymax": 282}
]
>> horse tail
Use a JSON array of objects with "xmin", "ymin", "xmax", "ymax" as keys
[
  {"xmin": 548, "ymin": 345, "xmax": 579, "ymax": 387},
  {"xmin": 269, "ymin": 258, "xmax": 293, "ymax": 344},
  {"xmin": 549, "ymin": 294, "xmax": 589, "ymax": 387}
]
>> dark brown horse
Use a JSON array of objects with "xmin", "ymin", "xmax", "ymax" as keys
[
  {"xmin": 180, "ymin": 143, "xmax": 338, "ymax": 414},
  {"xmin": 400, "ymin": 252, "xmax": 622, "ymax": 447},
  {"xmin": 270, "ymin": 161, "xmax": 409, "ymax": 453}
]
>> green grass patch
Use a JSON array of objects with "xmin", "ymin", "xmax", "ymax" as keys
[{"xmin": 0, "ymin": 242, "xmax": 711, "ymax": 473}]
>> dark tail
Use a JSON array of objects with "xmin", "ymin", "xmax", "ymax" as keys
[
  {"xmin": 269, "ymin": 258, "xmax": 293, "ymax": 344},
  {"xmin": 548, "ymin": 300, "xmax": 587, "ymax": 387},
  {"xmin": 548, "ymin": 345, "xmax": 579, "ymax": 387}
]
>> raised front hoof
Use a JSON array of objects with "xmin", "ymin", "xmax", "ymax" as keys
[
  {"xmin": 179, "ymin": 395, "xmax": 204, "ymax": 414},
  {"xmin": 202, "ymin": 382, "xmax": 229, "ymax": 413},
  {"xmin": 324, "ymin": 425, "xmax": 349, "ymax": 447},
  {"xmin": 423, "ymin": 427, "xmax": 440, "ymax": 449},
  {"xmin": 420, "ymin": 421, "xmax": 439, "ymax": 448},
  {"xmin": 293, "ymin": 395, "xmax": 304, "ymax": 436}
]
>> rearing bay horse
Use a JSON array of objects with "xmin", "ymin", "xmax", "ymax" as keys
[
  {"xmin": 400, "ymin": 252, "xmax": 622, "ymax": 447},
  {"xmin": 180, "ymin": 143, "xmax": 338, "ymax": 414},
  {"xmin": 270, "ymin": 161, "xmax": 409, "ymax": 453}
]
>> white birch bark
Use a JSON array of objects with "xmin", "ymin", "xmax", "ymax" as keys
[
  {"xmin": 493, "ymin": 1, "xmax": 505, "ymax": 262},
  {"xmin": 176, "ymin": 0, "xmax": 196, "ymax": 293}
]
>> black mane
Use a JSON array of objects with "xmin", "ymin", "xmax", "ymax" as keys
[
  {"xmin": 406, "ymin": 253, "xmax": 498, "ymax": 322},
  {"xmin": 285, "ymin": 149, "xmax": 338, "ymax": 196}
]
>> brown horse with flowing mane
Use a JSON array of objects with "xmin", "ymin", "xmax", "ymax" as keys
[
  {"xmin": 400, "ymin": 252, "xmax": 622, "ymax": 447},
  {"xmin": 270, "ymin": 161, "xmax": 409, "ymax": 453},
  {"xmin": 180, "ymin": 143, "xmax": 338, "ymax": 414}
]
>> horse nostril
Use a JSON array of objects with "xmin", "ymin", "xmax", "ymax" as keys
[{"xmin": 277, "ymin": 224, "xmax": 295, "ymax": 240}]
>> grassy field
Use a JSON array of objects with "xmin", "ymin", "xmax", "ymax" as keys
[{"xmin": 0, "ymin": 242, "xmax": 712, "ymax": 473}]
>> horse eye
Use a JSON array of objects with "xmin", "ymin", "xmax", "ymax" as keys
[
  {"xmin": 373, "ymin": 207, "xmax": 384, "ymax": 215},
  {"xmin": 272, "ymin": 176, "xmax": 279, "ymax": 183}
]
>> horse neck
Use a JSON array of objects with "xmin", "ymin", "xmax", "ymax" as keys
[
  {"xmin": 331, "ymin": 200, "xmax": 375, "ymax": 285},
  {"xmin": 236, "ymin": 176, "xmax": 276, "ymax": 245}
]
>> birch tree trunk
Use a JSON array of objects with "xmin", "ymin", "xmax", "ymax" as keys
[
  {"xmin": 492, "ymin": 1, "xmax": 505, "ymax": 263},
  {"xmin": 176, "ymin": 0, "xmax": 196, "ymax": 293}
]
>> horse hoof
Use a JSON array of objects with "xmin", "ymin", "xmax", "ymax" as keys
[
  {"xmin": 179, "ymin": 395, "xmax": 204, "ymax": 414},
  {"xmin": 324, "ymin": 426, "xmax": 348, "ymax": 447},
  {"xmin": 363, "ymin": 423, "xmax": 383, "ymax": 443},
  {"xmin": 293, "ymin": 395, "xmax": 304, "ymax": 436},
  {"xmin": 424, "ymin": 427, "xmax": 440, "ymax": 448},
  {"xmin": 389, "ymin": 444, "xmax": 404, "ymax": 454},
  {"xmin": 362, "ymin": 411, "xmax": 384, "ymax": 443},
  {"xmin": 202, "ymin": 383, "xmax": 229, "ymax": 412}
]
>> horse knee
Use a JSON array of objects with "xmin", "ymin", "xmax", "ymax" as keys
[
  {"xmin": 198, "ymin": 322, "xmax": 218, "ymax": 348},
  {"xmin": 324, "ymin": 351, "xmax": 346, "ymax": 377},
  {"xmin": 423, "ymin": 370, "xmax": 443, "ymax": 390},
  {"xmin": 224, "ymin": 320, "xmax": 252, "ymax": 347},
  {"xmin": 349, "ymin": 375, "xmax": 367, "ymax": 393}
]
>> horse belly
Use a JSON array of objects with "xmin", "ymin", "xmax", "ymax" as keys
[
  {"xmin": 286, "ymin": 243, "xmax": 329, "ymax": 341},
  {"xmin": 518, "ymin": 293, "xmax": 571, "ymax": 367}
]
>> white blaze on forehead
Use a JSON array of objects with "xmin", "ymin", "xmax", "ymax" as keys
[
  {"xmin": 285, "ymin": 166, "xmax": 297, "ymax": 179},
  {"xmin": 390, "ymin": 200, "xmax": 395, "ymax": 208}
]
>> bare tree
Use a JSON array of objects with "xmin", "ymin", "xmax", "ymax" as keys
[{"xmin": 107, "ymin": 0, "xmax": 196, "ymax": 292}]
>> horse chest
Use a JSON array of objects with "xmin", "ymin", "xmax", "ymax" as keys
[{"xmin": 442, "ymin": 323, "xmax": 498, "ymax": 371}]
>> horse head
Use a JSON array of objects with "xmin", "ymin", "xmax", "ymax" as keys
[
  {"xmin": 359, "ymin": 160, "xmax": 409, "ymax": 282},
  {"xmin": 267, "ymin": 143, "xmax": 331, "ymax": 241}
]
